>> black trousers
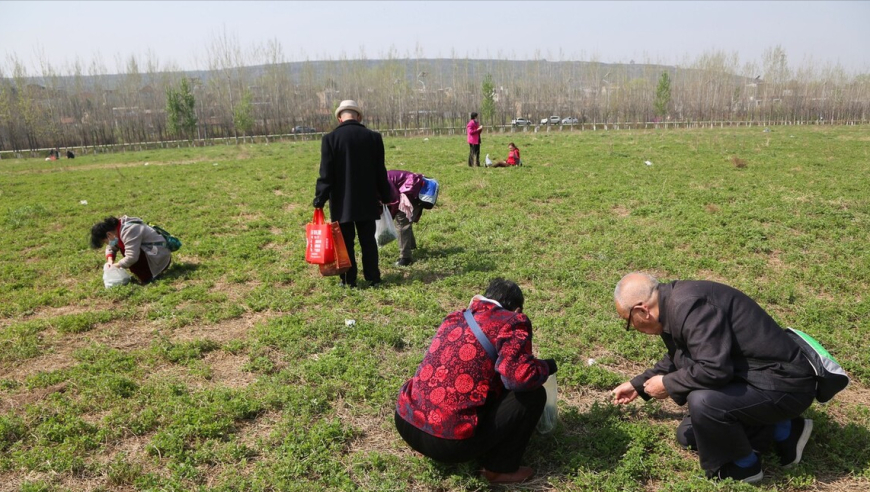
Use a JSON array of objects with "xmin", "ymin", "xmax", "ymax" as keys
[
  {"xmin": 338, "ymin": 220, "xmax": 379, "ymax": 286},
  {"xmin": 394, "ymin": 387, "xmax": 546, "ymax": 473},
  {"xmin": 674, "ymin": 383, "xmax": 814, "ymax": 473},
  {"xmin": 468, "ymin": 143, "xmax": 480, "ymax": 167}
]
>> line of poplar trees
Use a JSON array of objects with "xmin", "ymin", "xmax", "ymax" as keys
[{"xmin": 1, "ymin": 38, "xmax": 868, "ymax": 153}]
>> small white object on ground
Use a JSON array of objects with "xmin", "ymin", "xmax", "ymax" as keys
[
  {"xmin": 144, "ymin": 162, "xmax": 149, "ymax": 166},
  {"xmin": 345, "ymin": 319, "xmax": 356, "ymax": 326},
  {"xmin": 79, "ymin": 200, "xmax": 88, "ymax": 205},
  {"xmin": 587, "ymin": 358, "xmax": 596, "ymax": 366},
  {"xmin": 644, "ymin": 160, "xmax": 653, "ymax": 166}
]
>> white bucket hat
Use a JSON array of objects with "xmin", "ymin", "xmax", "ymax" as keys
[{"xmin": 335, "ymin": 100, "xmax": 363, "ymax": 119}]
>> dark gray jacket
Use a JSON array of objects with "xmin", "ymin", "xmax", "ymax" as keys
[{"xmin": 630, "ymin": 280, "xmax": 815, "ymax": 406}]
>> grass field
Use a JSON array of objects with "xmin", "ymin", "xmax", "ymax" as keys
[{"xmin": 1, "ymin": 125, "xmax": 869, "ymax": 491}]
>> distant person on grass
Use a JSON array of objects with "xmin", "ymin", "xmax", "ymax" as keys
[
  {"xmin": 611, "ymin": 272, "xmax": 816, "ymax": 484},
  {"xmin": 466, "ymin": 112, "xmax": 483, "ymax": 167},
  {"xmin": 395, "ymin": 278, "xmax": 557, "ymax": 485},
  {"xmin": 489, "ymin": 142, "xmax": 521, "ymax": 167},
  {"xmin": 313, "ymin": 99, "xmax": 395, "ymax": 288},
  {"xmin": 89, "ymin": 216, "xmax": 172, "ymax": 284},
  {"xmin": 386, "ymin": 169, "xmax": 432, "ymax": 267}
]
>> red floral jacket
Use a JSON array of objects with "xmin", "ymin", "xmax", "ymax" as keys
[{"xmin": 396, "ymin": 296, "xmax": 550, "ymax": 439}]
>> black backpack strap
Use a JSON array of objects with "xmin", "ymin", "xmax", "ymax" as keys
[{"xmin": 463, "ymin": 309, "xmax": 497, "ymax": 362}]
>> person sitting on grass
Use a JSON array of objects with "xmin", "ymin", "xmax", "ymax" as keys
[
  {"xmin": 89, "ymin": 216, "xmax": 172, "ymax": 284},
  {"xmin": 489, "ymin": 142, "xmax": 521, "ymax": 167},
  {"xmin": 394, "ymin": 278, "xmax": 557, "ymax": 485}
]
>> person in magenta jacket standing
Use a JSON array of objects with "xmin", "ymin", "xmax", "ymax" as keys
[{"xmin": 466, "ymin": 112, "xmax": 483, "ymax": 167}]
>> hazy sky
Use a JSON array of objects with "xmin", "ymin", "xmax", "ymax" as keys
[{"xmin": 2, "ymin": 1, "xmax": 868, "ymax": 75}]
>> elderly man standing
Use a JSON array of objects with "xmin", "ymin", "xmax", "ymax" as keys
[
  {"xmin": 611, "ymin": 272, "xmax": 816, "ymax": 483},
  {"xmin": 313, "ymin": 100, "xmax": 395, "ymax": 288}
]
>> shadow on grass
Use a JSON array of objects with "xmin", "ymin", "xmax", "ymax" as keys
[
  {"xmin": 528, "ymin": 402, "xmax": 632, "ymax": 475},
  {"xmin": 157, "ymin": 261, "xmax": 200, "ymax": 282},
  {"xmin": 799, "ymin": 408, "xmax": 870, "ymax": 480},
  {"xmin": 383, "ymin": 246, "xmax": 503, "ymax": 286},
  {"xmin": 394, "ymin": 403, "xmax": 632, "ymax": 490}
]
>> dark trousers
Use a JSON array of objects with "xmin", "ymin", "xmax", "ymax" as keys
[
  {"xmin": 394, "ymin": 387, "xmax": 546, "ymax": 473},
  {"xmin": 468, "ymin": 143, "xmax": 480, "ymax": 167},
  {"xmin": 674, "ymin": 383, "xmax": 814, "ymax": 473},
  {"xmin": 394, "ymin": 205, "xmax": 419, "ymax": 261},
  {"xmin": 128, "ymin": 254, "xmax": 170, "ymax": 285},
  {"xmin": 338, "ymin": 220, "xmax": 379, "ymax": 286}
]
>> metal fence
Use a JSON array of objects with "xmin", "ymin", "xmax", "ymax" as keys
[{"xmin": 1, "ymin": 118, "xmax": 864, "ymax": 160}]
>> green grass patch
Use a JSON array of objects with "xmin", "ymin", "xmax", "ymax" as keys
[{"xmin": 0, "ymin": 126, "xmax": 868, "ymax": 489}]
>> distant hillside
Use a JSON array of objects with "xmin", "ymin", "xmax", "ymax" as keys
[{"xmin": 11, "ymin": 58, "xmax": 748, "ymax": 90}]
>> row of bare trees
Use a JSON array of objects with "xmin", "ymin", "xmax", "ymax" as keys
[{"xmin": 1, "ymin": 39, "xmax": 868, "ymax": 153}]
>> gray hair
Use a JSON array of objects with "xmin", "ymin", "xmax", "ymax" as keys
[{"xmin": 614, "ymin": 272, "xmax": 659, "ymax": 310}]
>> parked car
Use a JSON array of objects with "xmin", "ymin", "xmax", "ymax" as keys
[
  {"xmin": 561, "ymin": 117, "xmax": 579, "ymax": 125},
  {"xmin": 511, "ymin": 118, "xmax": 533, "ymax": 126},
  {"xmin": 541, "ymin": 115, "xmax": 561, "ymax": 125},
  {"xmin": 292, "ymin": 126, "xmax": 317, "ymax": 134}
]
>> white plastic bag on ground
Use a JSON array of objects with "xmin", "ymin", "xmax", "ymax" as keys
[
  {"xmin": 103, "ymin": 264, "xmax": 131, "ymax": 288},
  {"xmin": 485, "ymin": 154, "xmax": 493, "ymax": 167},
  {"xmin": 536, "ymin": 375, "xmax": 558, "ymax": 434},
  {"xmin": 374, "ymin": 204, "xmax": 398, "ymax": 248}
]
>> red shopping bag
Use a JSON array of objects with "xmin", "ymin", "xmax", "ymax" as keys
[
  {"xmin": 319, "ymin": 222, "xmax": 352, "ymax": 276},
  {"xmin": 305, "ymin": 208, "xmax": 334, "ymax": 265}
]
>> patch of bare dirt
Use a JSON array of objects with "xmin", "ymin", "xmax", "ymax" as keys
[
  {"xmin": 0, "ymin": 382, "xmax": 68, "ymax": 413},
  {"xmin": 0, "ymin": 301, "xmax": 117, "ymax": 329},
  {"xmin": 199, "ymin": 351, "xmax": 256, "ymax": 389}
]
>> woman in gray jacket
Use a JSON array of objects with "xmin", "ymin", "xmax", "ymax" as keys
[{"xmin": 89, "ymin": 216, "xmax": 172, "ymax": 283}]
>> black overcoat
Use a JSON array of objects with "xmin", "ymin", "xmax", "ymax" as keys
[{"xmin": 313, "ymin": 120, "xmax": 394, "ymax": 223}]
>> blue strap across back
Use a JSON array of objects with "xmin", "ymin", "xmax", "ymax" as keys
[{"xmin": 464, "ymin": 309, "xmax": 497, "ymax": 362}]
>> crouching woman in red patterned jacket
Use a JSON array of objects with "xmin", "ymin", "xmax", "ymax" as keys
[{"xmin": 394, "ymin": 278, "xmax": 557, "ymax": 485}]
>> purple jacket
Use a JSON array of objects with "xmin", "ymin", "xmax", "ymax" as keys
[{"xmin": 386, "ymin": 170, "xmax": 425, "ymax": 219}]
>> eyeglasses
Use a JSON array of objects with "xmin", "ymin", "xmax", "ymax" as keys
[{"xmin": 625, "ymin": 304, "xmax": 641, "ymax": 331}]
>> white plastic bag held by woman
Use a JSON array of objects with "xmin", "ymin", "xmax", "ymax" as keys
[
  {"xmin": 375, "ymin": 203, "xmax": 398, "ymax": 248},
  {"xmin": 536, "ymin": 375, "xmax": 558, "ymax": 434},
  {"xmin": 103, "ymin": 263, "xmax": 131, "ymax": 288}
]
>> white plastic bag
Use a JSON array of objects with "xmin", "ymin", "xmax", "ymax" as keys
[
  {"xmin": 536, "ymin": 375, "xmax": 558, "ymax": 434},
  {"xmin": 485, "ymin": 153, "xmax": 493, "ymax": 167},
  {"xmin": 374, "ymin": 204, "xmax": 398, "ymax": 248},
  {"xmin": 103, "ymin": 263, "xmax": 131, "ymax": 288}
]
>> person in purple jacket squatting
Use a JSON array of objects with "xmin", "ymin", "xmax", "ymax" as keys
[
  {"xmin": 385, "ymin": 169, "xmax": 432, "ymax": 267},
  {"xmin": 395, "ymin": 278, "xmax": 557, "ymax": 485}
]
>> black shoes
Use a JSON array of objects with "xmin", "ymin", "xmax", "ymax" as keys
[
  {"xmin": 777, "ymin": 418, "xmax": 813, "ymax": 467},
  {"xmin": 714, "ymin": 456, "xmax": 763, "ymax": 484},
  {"xmin": 394, "ymin": 258, "xmax": 414, "ymax": 267}
]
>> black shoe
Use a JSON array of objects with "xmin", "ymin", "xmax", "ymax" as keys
[
  {"xmin": 369, "ymin": 280, "xmax": 382, "ymax": 288},
  {"xmin": 714, "ymin": 458, "xmax": 763, "ymax": 484},
  {"xmin": 777, "ymin": 418, "xmax": 813, "ymax": 467},
  {"xmin": 394, "ymin": 258, "xmax": 414, "ymax": 267}
]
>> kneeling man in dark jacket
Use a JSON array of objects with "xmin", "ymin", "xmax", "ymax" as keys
[{"xmin": 611, "ymin": 272, "xmax": 816, "ymax": 484}]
